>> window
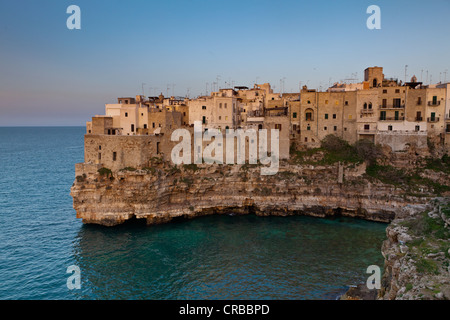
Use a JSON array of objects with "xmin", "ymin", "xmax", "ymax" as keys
[
  {"xmin": 417, "ymin": 97, "xmax": 422, "ymax": 105},
  {"xmin": 219, "ymin": 103, "xmax": 222, "ymax": 108},
  {"xmin": 293, "ymin": 112, "xmax": 297, "ymax": 119},
  {"xmin": 415, "ymin": 125, "xmax": 420, "ymax": 132},
  {"xmin": 219, "ymin": 116, "xmax": 221, "ymax": 120},
  {"xmin": 113, "ymin": 152, "xmax": 117, "ymax": 161},
  {"xmin": 99, "ymin": 145, "xmax": 102, "ymax": 150},
  {"xmin": 325, "ymin": 114, "xmax": 329, "ymax": 119},
  {"xmin": 202, "ymin": 106, "xmax": 206, "ymax": 110},
  {"xmin": 305, "ymin": 137, "xmax": 308, "ymax": 142},
  {"xmin": 369, "ymin": 103, "xmax": 372, "ymax": 109},
  {"xmin": 224, "ymin": 103, "xmax": 227, "ymax": 108},
  {"xmin": 382, "ymin": 99, "xmax": 387, "ymax": 108},
  {"xmin": 152, "ymin": 122, "xmax": 155, "ymax": 128},
  {"xmin": 306, "ymin": 112, "xmax": 313, "ymax": 121},
  {"xmin": 141, "ymin": 113, "xmax": 144, "ymax": 116},
  {"xmin": 307, "ymin": 125, "xmax": 311, "ymax": 131},
  {"xmin": 416, "ymin": 111, "xmax": 422, "ymax": 121},
  {"xmin": 373, "ymin": 79, "xmax": 377, "ymax": 87},
  {"xmin": 393, "ymin": 98, "xmax": 401, "ymax": 108},
  {"xmin": 345, "ymin": 101, "xmax": 348, "ymax": 106},
  {"xmin": 125, "ymin": 112, "xmax": 128, "ymax": 117},
  {"xmin": 144, "ymin": 124, "xmax": 147, "ymax": 129},
  {"xmin": 275, "ymin": 124, "xmax": 282, "ymax": 130},
  {"xmin": 333, "ymin": 114, "xmax": 336, "ymax": 119},
  {"xmin": 364, "ymin": 124, "xmax": 370, "ymax": 130},
  {"xmin": 183, "ymin": 112, "xmax": 186, "ymax": 116},
  {"xmin": 202, "ymin": 116, "xmax": 206, "ymax": 124},
  {"xmin": 98, "ymin": 153, "xmax": 101, "ymax": 160},
  {"xmin": 131, "ymin": 124, "xmax": 135, "ymax": 132},
  {"xmin": 383, "ymin": 89, "xmax": 387, "ymax": 94},
  {"xmin": 334, "ymin": 126, "xmax": 337, "ymax": 131},
  {"xmin": 324, "ymin": 126, "xmax": 327, "ymax": 131},
  {"xmin": 307, "ymin": 100, "xmax": 311, "ymax": 104},
  {"xmin": 433, "ymin": 96, "xmax": 437, "ymax": 104},
  {"xmin": 364, "ymin": 103, "xmax": 367, "ymax": 109},
  {"xmin": 388, "ymin": 125, "xmax": 393, "ymax": 131},
  {"xmin": 380, "ymin": 111, "xmax": 386, "ymax": 120},
  {"xmin": 395, "ymin": 89, "xmax": 400, "ymax": 93}
]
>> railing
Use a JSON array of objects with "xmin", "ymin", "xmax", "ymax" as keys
[
  {"xmin": 379, "ymin": 116, "xmax": 405, "ymax": 121},
  {"xmin": 360, "ymin": 109, "xmax": 374, "ymax": 114},
  {"xmin": 415, "ymin": 117, "xmax": 423, "ymax": 121},
  {"xmin": 428, "ymin": 101, "xmax": 441, "ymax": 106},
  {"xmin": 358, "ymin": 129, "xmax": 377, "ymax": 134},
  {"xmin": 427, "ymin": 117, "xmax": 440, "ymax": 123},
  {"xmin": 379, "ymin": 105, "xmax": 405, "ymax": 109}
]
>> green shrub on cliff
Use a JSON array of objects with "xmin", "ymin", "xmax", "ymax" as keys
[
  {"xmin": 416, "ymin": 258, "xmax": 439, "ymax": 275},
  {"xmin": 98, "ymin": 167, "xmax": 112, "ymax": 178}
]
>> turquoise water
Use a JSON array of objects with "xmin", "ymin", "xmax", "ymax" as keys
[{"xmin": 0, "ymin": 127, "xmax": 387, "ymax": 300}]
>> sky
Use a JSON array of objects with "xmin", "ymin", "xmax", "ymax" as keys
[{"xmin": 1, "ymin": 0, "xmax": 450, "ymax": 126}]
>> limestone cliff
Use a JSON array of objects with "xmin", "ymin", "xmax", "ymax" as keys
[
  {"xmin": 70, "ymin": 161, "xmax": 430, "ymax": 227},
  {"xmin": 379, "ymin": 198, "xmax": 450, "ymax": 300}
]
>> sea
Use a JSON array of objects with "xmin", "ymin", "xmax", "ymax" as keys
[{"xmin": 0, "ymin": 127, "xmax": 387, "ymax": 300}]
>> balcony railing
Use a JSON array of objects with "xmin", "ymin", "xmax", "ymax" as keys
[
  {"xmin": 358, "ymin": 129, "xmax": 377, "ymax": 134},
  {"xmin": 427, "ymin": 117, "xmax": 440, "ymax": 123},
  {"xmin": 360, "ymin": 109, "xmax": 374, "ymax": 114},
  {"xmin": 379, "ymin": 116, "xmax": 405, "ymax": 121},
  {"xmin": 428, "ymin": 101, "xmax": 441, "ymax": 106},
  {"xmin": 380, "ymin": 105, "xmax": 405, "ymax": 109},
  {"xmin": 415, "ymin": 117, "xmax": 423, "ymax": 121}
]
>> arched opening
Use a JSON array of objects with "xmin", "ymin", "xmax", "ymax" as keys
[{"xmin": 373, "ymin": 78, "xmax": 377, "ymax": 87}]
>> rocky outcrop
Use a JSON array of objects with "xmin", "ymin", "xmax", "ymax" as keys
[
  {"xmin": 379, "ymin": 199, "xmax": 450, "ymax": 300},
  {"xmin": 70, "ymin": 162, "xmax": 430, "ymax": 227}
]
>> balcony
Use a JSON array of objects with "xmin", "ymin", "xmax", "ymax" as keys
[
  {"xmin": 358, "ymin": 129, "xmax": 377, "ymax": 135},
  {"xmin": 428, "ymin": 101, "xmax": 441, "ymax": 106},
  {"xmin": 415, "ymin": 117, "xmax": 423, "ymax": 121},
  {"xmin": 427, "ymin": 117, "xmax": 440, "ymax": 123},
  {"xmin": 379, "ymin": 116, "xmax": 405, "ymax": 121},
  {"xmin": 360, "ymin": 109, "xmax": 374, "ymax": 115},
  {"xmin": 379, "ymin": 105, "xmax": 405, "ymax": 109}
]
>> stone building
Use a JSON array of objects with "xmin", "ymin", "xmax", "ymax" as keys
[{"xmin": 83, "ymin": 66, "xmax": 450, "ymax": 172}]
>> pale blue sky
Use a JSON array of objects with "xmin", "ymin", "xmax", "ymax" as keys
[{"xmin": 1, "ymin": 0, "xmax": 450, "ymax": 126}]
